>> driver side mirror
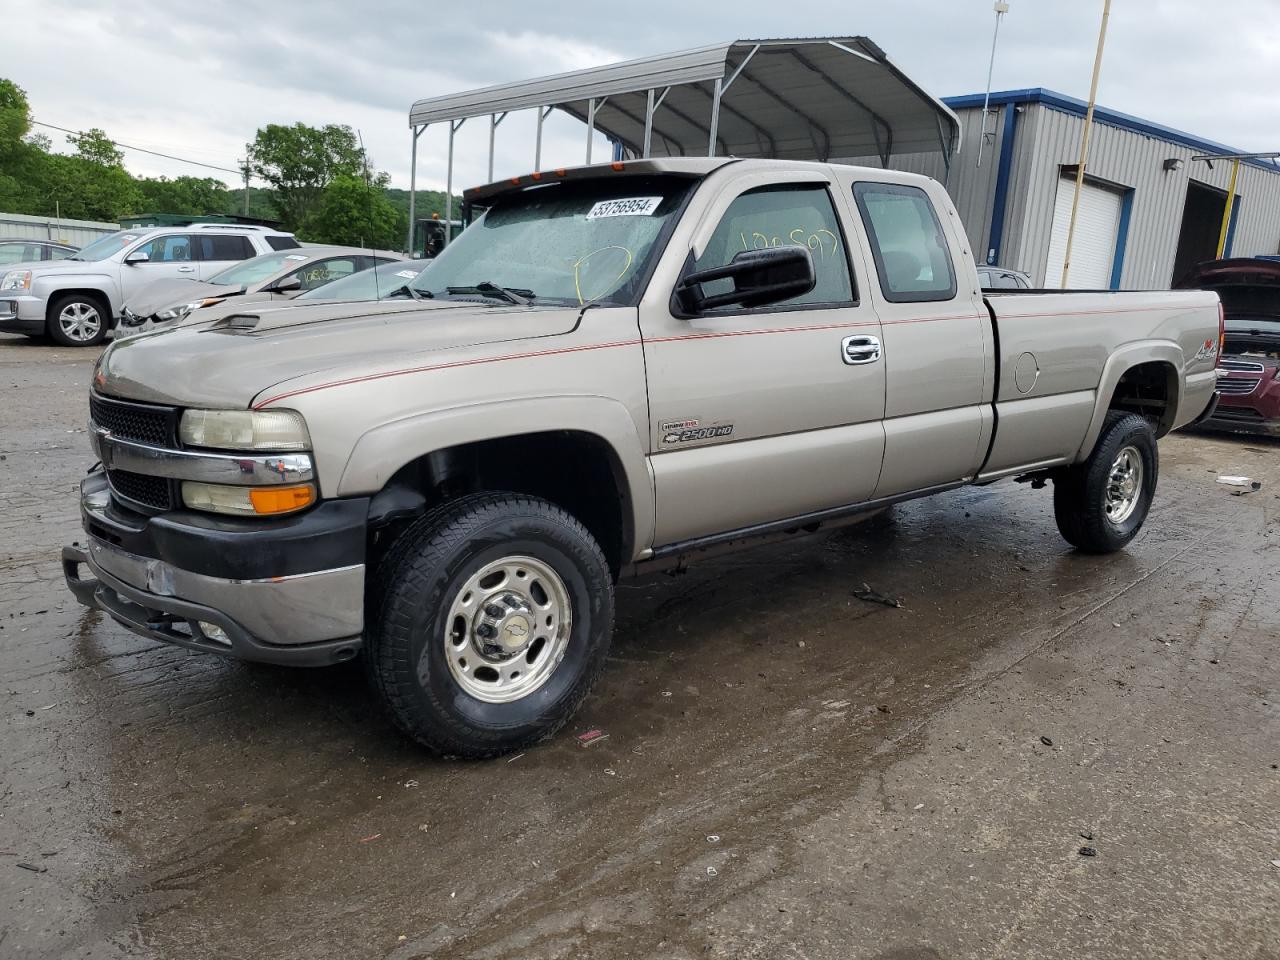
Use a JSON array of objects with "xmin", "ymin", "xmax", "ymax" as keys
[
  {"xmin": 270, "ymin": 275, "xmax": 302, "ymax": 294},
  {"xmin": 676, "ymin": 246, "xmax": 816, "ymax": 314},
  {"xmin": 124, "ymin": 250, "xmax": 150, "ymax": 265}
]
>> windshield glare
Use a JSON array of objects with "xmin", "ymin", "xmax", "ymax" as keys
[
  {"xmin": 298, "ymin": 259, "xmax": 430, "ymax": 302},
  {"xmin": 71, "ymin": 231, "xmax": 141, "ymax": 262},
  {"xmin": 208, "ymin": 251, "xmax": 305, "ymax": 286},
  {"xmin": 411, "ymin": 176, "xmax": 693, "ymax": 306}
]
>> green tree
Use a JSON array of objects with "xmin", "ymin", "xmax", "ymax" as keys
[
  {"xmin": 67, "ymin": 127, "xmax": 124, "ymax": 167},
  {"xmin": 246, "ymin": 122, "xmax": 364, "ymax": 228},
  {"xmin": 0, "ymin": 78, "xmax": 32, "ymax": 151},
  {"xmin": 300, "ymin": 173, "xmax": 405, "ymax": 249},
  {"xmin": 137, "ymin": 175, "xmax": 232, "ymax": 215}
]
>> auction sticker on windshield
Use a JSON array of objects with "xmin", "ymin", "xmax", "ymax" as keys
[{"xmin": 585, "ymin": 197, "xmax": 663, "ymax": 219}]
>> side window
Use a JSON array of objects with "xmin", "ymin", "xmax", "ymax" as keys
[
  {"xmin": 0, "ymin": 243, "xmax": 35, "ymax": 265},
  {"xmin": 290, "ymin": 257, "xmax": 360, "ymax": 292},
  {"xmin": 266, "ymin": 235, "xmax": 301, "ymax": 251},
  {"xmin": 50, "ymin": 245, "xmax": 75, "ymax": 260},
  {"xmin": 134, "ymin": 234, "xmax": 194, "ymax": 262},
  {"xmin": 196, "ymin": 235, "xmax": 254, "ymax": 262},
  {"xmin": 988, "ymin": 271, "xmax": 1021, "ymax": 290},
  {"xmin": 853, "ymin": 182, "xmax": 956, "ymax": 303},
  {"xmin": 693, "ymin": 183, "xmax": 855, "ymax": 310}
]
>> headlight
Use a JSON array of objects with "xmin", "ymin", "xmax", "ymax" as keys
[
  {"xmin": 1, "ymin": 270, "xmax": 31, "ymax": 292},
  {"xmin": 181, "ymin": 481, "xmax": 315, "ymax": 516},
  {"xmin": 179, "ymin": 409, "xmax": 311, "ymax": 451}
]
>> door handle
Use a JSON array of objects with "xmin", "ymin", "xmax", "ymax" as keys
[
  {"xmin": 841, "ymin": 334, "xmax": 881, "ymax": 365},
  {"xmin": 177, "ymin": 266, "xmax": 195, "ymax": 273}
]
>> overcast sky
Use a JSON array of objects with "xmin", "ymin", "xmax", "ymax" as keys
[{"xmin": 10, "ymin": 0, "xmax": 1279, "ymax": 195}]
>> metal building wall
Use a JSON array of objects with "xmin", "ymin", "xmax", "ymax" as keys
[
  {"xmin": 0, "ymin": 211, "xmax": 118, "ymax": 247},
  {"xmin": 1007, "ymin": 104, "xmax": 1280, "ymax": 288},
  {"xmin": 836, "ymin": 104, "xmax": 1006, "ymax": 261}
]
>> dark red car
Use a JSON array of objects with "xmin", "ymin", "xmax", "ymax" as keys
[{"xmin": 1176, "ymin": 258, "xmax": 1280, "ymax": 437}]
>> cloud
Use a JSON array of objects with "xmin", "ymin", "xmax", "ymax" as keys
[{"xmin": 8, "ymin": 0, "xmax": 1278, "ymax": 198}]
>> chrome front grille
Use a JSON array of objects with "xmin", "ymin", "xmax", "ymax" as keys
[
  {"xmin": 1219, "ymin": 356, "xmax": 1266, "ymax": 374},
  {"xmin": 1216, "ymin": 375, "xmax": 1261, "ymax": 396}
]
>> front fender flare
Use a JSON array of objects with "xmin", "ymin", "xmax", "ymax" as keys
[
  {"xmin": 1072, "ymin": 341, "xmax": 1184, "ymax": 462},
  {"xmin": 336, "ymin": 395, "xmax": 655, "ymax": 560}
]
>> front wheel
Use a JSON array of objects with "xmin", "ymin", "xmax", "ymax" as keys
[
  {"xmin": 366, "ymin": 492, "xmax": 614, "ymax": 758},
  {"xmin": 47, "ymin": 294, "xmax": 109, "ymax": 347},
  {"xmin": 1053, "ymin": 412, "xmax": 1158, "ymax": 553}
]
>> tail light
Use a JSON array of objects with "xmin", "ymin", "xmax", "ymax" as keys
[{"xmin": 1217, "ymin": 301, "xmax": 1225, "ymax": 366}]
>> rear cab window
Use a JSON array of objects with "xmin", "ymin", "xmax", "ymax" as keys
[
  {"xmin": 853, "ymin": 182, "xmax": 956, "ymax": 303},
  {"xmin": 693, "ymin": 183, "xmax": 856, "ymax": 311}
]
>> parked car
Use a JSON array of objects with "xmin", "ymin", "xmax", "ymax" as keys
[
  {"xmin": 64, "ymin": 158, "xmax": 1221, "ymax": 758},
  {"xmin": 0, "ymin": 224, "xmax": 298, "ymax": 346},
  {"xmin": 977, "ymin": 264, "xmax": 1032, "ymax": 289},
  {"xmin": 119, "ymin": 247, "xmax": 405, "ymax": 332},
  {"xmin": 0, "ymin": 238, "xmax": 78, "ymax": 265},
  {"xmin": 1175, "ymin": 257, "xmax": 1280, "ymax": 436}
]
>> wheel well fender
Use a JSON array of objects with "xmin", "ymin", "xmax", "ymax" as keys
[
  {"xmin": 44, "ymin": 287, "xmax": 115, "ymax": 324},
  {"xmin": 341, "ymin": 396, "xmax": 654, "ymax": 566},
  {"xmin": 1074, "ymin": 342, "xmax": 1183, "ymax": 461}
]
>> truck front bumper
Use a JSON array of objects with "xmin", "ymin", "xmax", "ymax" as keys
[
  {"xmin": 0, "ymin": 296, "xmax": 45, "ymax": 334},
  {"xmin": 64, "ymin": 473, "xmax": 368, "ymax": 666}
]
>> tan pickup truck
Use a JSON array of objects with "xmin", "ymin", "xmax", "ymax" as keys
[{"xmin": 63, "ymin": 158, "xmax": 1222, "ymax": 758}]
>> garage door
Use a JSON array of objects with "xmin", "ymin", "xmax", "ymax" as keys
[{"xmin": 1043, "ymin": 175, "xmax": 1122, "ymax": 289}]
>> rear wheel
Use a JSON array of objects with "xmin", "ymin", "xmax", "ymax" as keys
[
  {"xmin": 1053, "ymin": 412, "xmax": 1158, "ymax": 553},
  {"xmin": 366, "ymin": 492, "xmax": 614, "ymax": 758},
  {"xmin": 47, "ymin": 294, "xmax": 108, "ymax": 347}
]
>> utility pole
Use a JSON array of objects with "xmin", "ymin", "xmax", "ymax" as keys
[
  {"xmin": 976, "ymin": 1, "xmax": 1010, "ymax": 169},
  {"xmin": 1060, "ymin": 0, "xmax": 1112, "ymax": 288},
  {"xmin": 239, "ymin": 160, "xmax": 251, "ymax": 217}
]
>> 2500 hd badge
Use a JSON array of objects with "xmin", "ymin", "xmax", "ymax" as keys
[{"xmin": 660, "ymin": 419, "xmax": 734, "ymax": 445}]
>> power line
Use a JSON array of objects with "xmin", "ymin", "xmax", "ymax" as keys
[{"xmin": 29, "ymin": 118, "xmax": 248, "ymax": 178}]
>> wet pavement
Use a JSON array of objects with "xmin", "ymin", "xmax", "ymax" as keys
[{"xmin": 2, "ymin": 332, "xmax": 1278, "ymax": 960}]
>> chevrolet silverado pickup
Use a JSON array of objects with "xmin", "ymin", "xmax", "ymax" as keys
[{"xmin": 62, "ymin": 158, "xmax": 1222, "ymax": 758}]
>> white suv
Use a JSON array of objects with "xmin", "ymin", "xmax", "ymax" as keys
[{"xmin": 0, "ymin": 224, "xmax": 299, "ymax": 346}]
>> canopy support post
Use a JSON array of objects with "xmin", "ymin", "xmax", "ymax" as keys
[
  {"xmin": 445, "ymin": 118, "xmax": 465, "ymax": 244},
  {"xmin": 534, "ymin": 106, "xmax": 551, "ymax": 172},
  {"xmin": 586, "ymin": 98, "xmax": 596, "ymax": 164},
  {"xmin": 643, "ymin": 89, "xmax": 654, "ymax": 158},
  {"xmin": 407, "ymin": 124, "xmax": 424, "ymax": 254},
  {"xmin": 487, "ymin": 111, "xmax": 507, "ymax": 182},
  {"xmin": 707, "ymin": 78, "xmax": 722, "ymax": 157}
]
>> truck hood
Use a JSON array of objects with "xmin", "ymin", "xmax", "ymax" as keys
[
  {"xmin": 95, "ymin": 299, "xmax": 586, "ymax": 408},
  {"xmin": 124, "ymin": 278, "xmax": 245, "ymax": 316}
]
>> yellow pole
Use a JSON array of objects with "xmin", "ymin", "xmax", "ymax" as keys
[
  {"xmin": 1060, "ymin": 0, "xmax": 1112, "ymax": 288},
  {"xmin": 1215, "ymin": 157, "xmax": 1240, "ymax": 258}
]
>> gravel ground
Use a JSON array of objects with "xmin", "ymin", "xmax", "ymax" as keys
[{"xmin": 1, "ymin": 333, "xmax": 1277, "ymax": 960}]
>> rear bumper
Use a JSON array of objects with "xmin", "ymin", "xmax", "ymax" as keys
[{"xmin": 64, "ymin": 472, "xmax": 368, "ymax": 666}]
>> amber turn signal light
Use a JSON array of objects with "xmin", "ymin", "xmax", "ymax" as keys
[{"xmin": 249, "ymin": 485, "xmax": 316, "ymax": 515}]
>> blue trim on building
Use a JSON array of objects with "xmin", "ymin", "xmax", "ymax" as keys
[
  {"xmin": 944, "ymin": 89, "xmax": 1280, "ymax": 175},
  {"xmin": 986, "ymin": 103, "xmax": 1018, "ymax": 265},
  {"xmin": 1225, "ymin": 196, "xmax": 1242, "ymax": 256},
  {"xmin": 1110, "ymin": 188, "xmax": 1135, "ymax": 289}
]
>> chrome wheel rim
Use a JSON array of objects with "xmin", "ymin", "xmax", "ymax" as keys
[
  {"xmin": 58, "ymin": 302, "xmax": 102, "ymax": 342},
  {"xmin": 443, "ymin": 555, "xmax": 572, "ymax": 703},
  {"xmin": 1104, "ymin": 445, "xmax": 1143, "ymax": 525}
]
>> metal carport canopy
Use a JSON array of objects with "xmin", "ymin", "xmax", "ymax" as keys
[{"xmin": 408, "ymin": 37, "xmax": 961, "ymax": 164}]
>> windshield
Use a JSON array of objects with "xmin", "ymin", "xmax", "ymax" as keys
[
  {"xmin": 70, "ymin": 231, "xmax": 142, "ymax": 262},
  {"xmin": 298, "ymin": 259, "xmax": 430, "ymax": 302},
  {"xmin": 410, "ymin": 175, "xmax": 695, "ymax": 306},
  {"xmin": 207, "ymin": 251, "xmax": 307, "ymax": 286}
]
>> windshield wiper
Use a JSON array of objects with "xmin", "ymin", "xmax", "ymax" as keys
[
  {"xmin": 445, "ymin": 281, "xmax": 533, "ymax": 305},
  {"xmin": 387, "ymin": 283, "xmax": 432, "ymax": 301}
]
